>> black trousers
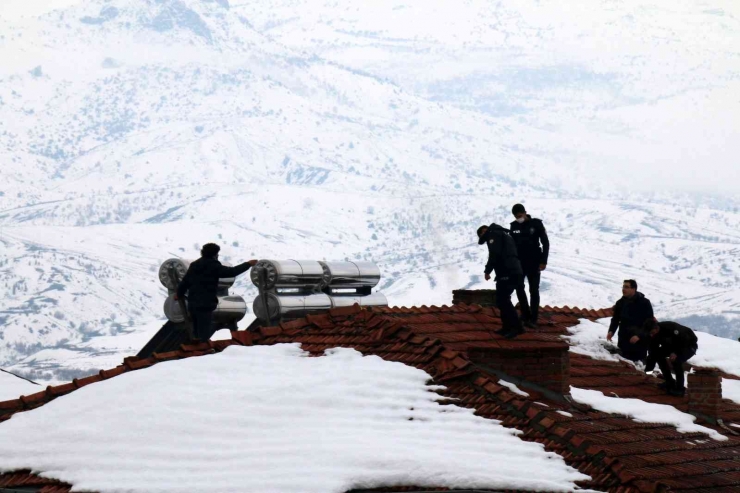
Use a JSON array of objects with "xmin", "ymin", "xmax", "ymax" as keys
[
  {"xmin": 656, "ymin": 346, "xmax": 697, "ymax": 390},
  {"xmin": 515, "ymin": 265, "xmax": 541, "ymax": 322},
  {"xmin": 496, "ymin": 277, "xmax": 522, "ymax": 331},
  {"xmin": 189, "ymin": 308, "xmax": 214, "ymax": 341}
]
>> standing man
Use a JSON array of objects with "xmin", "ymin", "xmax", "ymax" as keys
[
  {"xmin": 176, "ymin": 243, "xmax": 257, "ymax": 341},
  {"xmin": 510, "ymin": 204, "xmax": 550, "ymax": 328},
  {"xmin": 477, "ymin": 223, "xmax": 525, "ymax": 339},
  {"xmin": 644, "ymin": 318, "xmax": 698, "ymax": 397},
  {"xmin": 606, "ymin": 280, "xmax": 654, "ymax": 362}
]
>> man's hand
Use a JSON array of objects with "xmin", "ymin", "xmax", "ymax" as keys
[
  {"xmin": 539, "ymin": 264, "xmax": 547, "ymax": 271},
  {"xmin": 606, "ymin": 332, "xmax": 613, "ymax": 342},
  {"xmin": 630, "ymin": 335, "xmax": 640, "ymax": 344},
  {"xmin": 484, "ymin": 273, "xmax": 491, "ymax": 281},
  {"xmin": 669, "ymin": 353, "xmax": 678, "ymax": 362},
  {"xmin": 249, "ymin": 259, "xmax": 259, "ymax": 266}
]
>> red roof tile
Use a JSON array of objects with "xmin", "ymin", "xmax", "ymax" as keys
[{"xmin": 0, "ymin": 303, "xmax": 737, "ymax": 493}]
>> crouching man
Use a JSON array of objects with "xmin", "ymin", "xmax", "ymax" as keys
[{"xmin": 644, "ymin": 318, "xmax": 698, "ymax": 397}]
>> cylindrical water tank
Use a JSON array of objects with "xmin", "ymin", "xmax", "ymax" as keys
[
  {"xmin": 212, "ymin": 296, "xmax": 248, "ymax": 324},
  {"xmin": 318, "ymin": 261, "xmax": 381, "ymax": 289},
  {"xmin": 329, "ymin": 292, "xmax": 388, "ymax": 309},
  {"xmin": 163, "ymin": 294, "xmax": 247, "ymax": 324},
  {"xmin": 158, "ymin": 258, "xmax": 236, "ymax": 291},
  {"xmin": 253, "ymin": 293, "xmax": 332, "ymax": 321},
  {"xmin": 250, "ymin": 260, "xmax": 326, "ymax": 290}
]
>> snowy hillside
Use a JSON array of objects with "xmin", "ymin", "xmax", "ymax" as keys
[{"xmin": 1, "ymin": 0, "xmax": 739, "ymax": 382}]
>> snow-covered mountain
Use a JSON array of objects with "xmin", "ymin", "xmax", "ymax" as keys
[{"xmin": 1, "ymin": 0, "xmax": 739, "ymax": 382}]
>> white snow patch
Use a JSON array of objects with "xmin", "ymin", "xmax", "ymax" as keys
[
  {"xmin": 499, "ymin": 380, "xmax": 530, "ymax": 397},
  {"xmin": 731, "ymin": 424, "xmax": 740, "ymax": 429},
  {"xmin": 0, "ymin": 370, "xmax": 40, "ymax": 401},
  {"xmin": 534, "ymin": 402, "xmax": 550, "ymax": 407},
  {"xmin": 692, "ymin": 332, "xmax": 740, "ymax": 379},
  {"xmin": 722, "ymin": 378, "xmax": 740, "ymax": 405},
  {"xmin": 0, "ymin": 344, "xmax": 589, "ymax": 493},
  {"xmin": 571, "ymin": 387, "xmax": 727, "ymax": 441},
  {"xmin": 563, "ymin": 319, "xmax": 621, "ymax": 362},
  {"xmin": 556, "ymin": 410, "xmax": 573, "ymax": 417}
]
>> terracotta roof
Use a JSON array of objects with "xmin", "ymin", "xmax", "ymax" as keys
[{"xmin": 2, "ymin": 303, "xmax": 740, "ymax": 493}]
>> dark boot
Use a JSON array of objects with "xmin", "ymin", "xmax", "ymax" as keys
[
  {"xmin": 504, "ymin": 326, "xmax": 526, "ymax": 339},
  {"xmin": 668, "ymin": 387, "xmax": 686, "ymax": 397}
]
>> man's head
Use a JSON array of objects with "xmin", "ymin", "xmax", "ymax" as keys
[
  {"xmin": 201, "ymin": 243, "xmax": 221, "ymax": 259},
  {"xmin": 644, "ymin": 317, "xmax": 660, "ymax": 337},
  {"xmin": 512, "ymin": 203, "xmax": 527, "ymax": 223},
  {"xmin": 622, "ymin": 279, "xmax": 637, "ymax": 298},
  {"xmin": 476, "ymin": 225, "xmax": 489, "ymax": 244}
]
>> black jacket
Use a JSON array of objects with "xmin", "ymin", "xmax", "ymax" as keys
[
  {"xmin": 608, "ymin": 292, "xmax": 654, "ymax": 344},
  {"xmin": 176, "ymin": 257, "xmax": 252, "ymax": 310},
  {"xmin": 509, "ymin": 215, "xmax": 550, "ymax": 266},
  {"xmin": 478, "ymin": 223, "xmax": 523, "ymax": 281},
  {"xmin": 645, "ymin": 321, "xmax": 698, "ymax": 370}
]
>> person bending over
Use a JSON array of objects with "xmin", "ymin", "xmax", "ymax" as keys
[{"xmin": 644, "ymin": 318, "xmax": 698, "ymax": 397}]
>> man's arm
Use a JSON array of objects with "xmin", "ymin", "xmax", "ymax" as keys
[
  {"xmin": 484, "ymin": 232, "xmax": 500, "ymax": 278},
  {"xmin": 218, "ymin": 260, "xmax": 257, "ymax": 278},
  {"xmin": 645, "ymin": 336, "xmax": 660, "ymax": 372},
  {"xmin": 176, "ymin": 269, "xmax": 192, "ymax": 300},
  {"xmin": 607, "ymin": 300, "xmax": 622, "ymax": 341},
  {"xmin": 538, "ymin": 220, "xmax": 550, "ymax": 266}
]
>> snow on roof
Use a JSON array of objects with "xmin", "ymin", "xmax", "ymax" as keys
[
  {"xmin": 0, "ymin": 369, "xmax": 40, "ymax": 401},
  {"xmin": 570, "ymin": 387, "xmax": 727, "ymax": 442},
  {"xmin": 723, "ymin": 378, "xmax": 740, "ymax": 405},
  {"xmin": 0, "ymin": 344, "xmax": 589, "ymax": 493},
  {"xmin": 692, "ymin": 331, "xmax": 740, "ymax": 378}
]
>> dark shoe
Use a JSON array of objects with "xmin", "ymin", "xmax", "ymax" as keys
[
  {"xmin": 504, "ymin": 327, "xmax": 526, "ymax": 339},
  {"xmin": 495, "ymin": 327, "xmax": 510, "ymax": 335},
  {"xmin": 668, "ymin": 387, "xmax": 686, "ymax": 397},
  {"xmin": 657, "ymin": 382, "xmax": 674, "ymax": 391},
  {"xmin": 525, "ymin": 320, "xmax": 538, "ymax": 329}
]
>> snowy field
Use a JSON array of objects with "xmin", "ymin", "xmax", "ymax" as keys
[{"xmin": 0, "ymin": 344, "xmax": 589, "ymax": 493}]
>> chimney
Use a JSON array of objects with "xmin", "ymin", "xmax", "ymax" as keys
[
  {"xmin": 688, "ymin": 369, "xmax": 722, "ymax": 418},
  {"xmin": 452, "ymin": 289, "xmax": 497, "ymax": 307},
  {"xmin": 468, "ymin": 342, "xmax": 570, "ymax": 395}
]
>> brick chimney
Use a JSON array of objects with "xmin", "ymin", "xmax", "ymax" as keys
[
  {"xmin": 688, "ymin": 369, "xmax": 722, "ymax": 418},
  {"xmin": 452, "ymin": 289, "xmax": 497, "ymax": 307},
  {"xmin": 468, "ymin": 342, "xmax": 570, "ymax": 395}
]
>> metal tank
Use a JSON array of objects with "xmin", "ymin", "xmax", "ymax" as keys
[
  {"xmin": 253, "ymin": 293, "xmax": 333, "ymax": 322},
  {"xmin": 250, "ymin": 260, "xmax": 326, "ymax": 290},
  {"xmin": 329, "ymin": 292, "xmax": 388, "ymax": 309},
  {"xmin": 163, "ymin": 294, "xmax": 247, "ymax": 324},
  {"xmin": 318, "ymin": 261, "xmax": 381, "ymax": 289},
  {"xmin": 158, "ymin": 258, "xmax": 236, "ymax": 291}
]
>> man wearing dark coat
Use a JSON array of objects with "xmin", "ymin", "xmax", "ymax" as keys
[
  {"xmin": 510, "ymin": 204, "xmax": 550, "ymax": 328},
  {"xmin": 176, "ymin": 243, "xmax": 256, "ymax": 341},
  {"xmin": 477, "ymin": 223, "xmax": 525, "ymax": 338},
  {"xmin": 644, "ymin": 318, "xmax": 698, "ymax": 397},
  {"xmin": 607, "ymin": 279, "xmax": 654, "ymax": 362}
]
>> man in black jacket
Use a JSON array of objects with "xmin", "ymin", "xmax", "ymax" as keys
[
  {"xmin": 607, "ymin": 279, "xmax": 654, "ymax": 362},
  {"xmin": 477, "ymin": 223, "xmax": 524, "ymax": 338},
  {"xmin": 510, "ymin": 204, "xmax": 550, "ymax": 328},
  {"xmin": 644, "ymin": 318, "xmax": 698, "ymax": 397},
  {"xmin": 176, "ymin": 243, "xmax": 257, "ymax": 341}
]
